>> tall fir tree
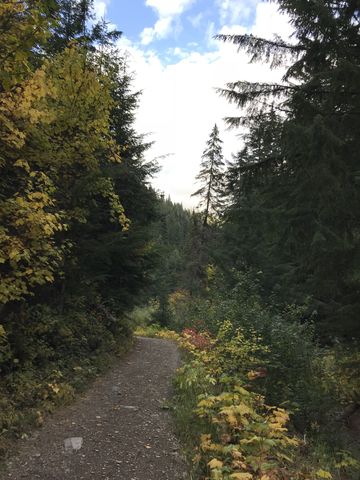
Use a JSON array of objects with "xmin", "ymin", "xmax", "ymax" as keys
[
  {"xmin": 218, "ymin": 0, "xmax": 360, "ymax": 338},
  {"xmin": 45, "ymin": 0, "xmax": 121, "ymax": 55},
  {"xmin": 192, "ymin": 124, "xmax": 225, "ymax": 226}
]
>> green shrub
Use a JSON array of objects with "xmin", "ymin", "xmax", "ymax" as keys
[
  {"xmin": 0, "ymin": 302, "xmax": 132, "ymax": 459},
  {"xmin": 171, "ymin": 269, "xmax": 359, "ymax": 478}
]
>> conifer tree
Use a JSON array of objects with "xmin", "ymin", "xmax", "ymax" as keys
[
  {"xmin": 45, "ymin": 0, "xmax": 121, "ymax": 54},
  {"xmin": 218, "ymin": 0, "xmax": 360, "ymax": 337},
  {"xmin": 192, "ymin": 124, "xmax": 225, "ymax": 226}
]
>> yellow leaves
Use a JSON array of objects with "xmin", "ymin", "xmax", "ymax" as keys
[
  {"xmin": 239, "ymin": 435, "xmax": 262, "ymax": 445},
  {"xmin": 316, "ymin": 470, "xmax": 333, "ymax": 479},
  {"xmin": 235, "ymin": 403, "xmax": 254, "ymax": 416},
  {"xmin": 155, "ymin": 329, "xmax": 181, "ymax": 341},
  {"xmin": 0, "ymin": 324, "xmax": 6, "ymax": 338},
  {"xmin": 218, "ymin": 402, "xmax": 253, "ymax": 427},
  {"xmin": 198, "ymin": 397, "xmax": 217, "ymax": 408},
  {"xmin": 284, "ymin": 437, "xmax": 299, "ymax": 447},
  {"xmin": 206, "ymin": 263, "xmax": 216, "ymax": 282},
  {"xmin": 334, "ymin": 450, "xmax": 360, "ymax": 470},
  {"xmin": 271, "ymin": 408, "xmax": 289, "ymax": 425},
  {"xmin": 48, "ymin": 383, "xmax": 60, "ymax": 395},
  {"xmin": 8, "ymin": 248, "xmax": 20, "ymax": 261},
  {"xmin": 220, "ymin": 407, "xmax": 238, "ymax": 426},
  {"xmin": 201, "ymin": 434, "xmax": 212, "ymax": 448},
  {"xmin": 0, "ymin": 67, "xmax": 51, "ymax": 158},
  {"xmin": 43, "ymin": 224, "xmax": 55, "ymax": 236},
  {"xmin": 27, "ymin": 191, "xmax": 48, "ymax": 202},
  {"xmin": 200, "ymin": 434, "xmax": 223, "ymax": 453},
  {"xmin": 14, "ymin": 159, "xmax": 30, "ymax": 172},
  {"xmin": 0, "ymin": 170, "xmax": 63, "ymax": 302},
  {"xmin": 41, "ymin": 46, "xmax": 115, "ymax": 171},
  {"xmin": 229, "ymin": 474, "xmax": 253, "ymax": 480},
  {"xmin": 17, "ymin": 68, "xmax": 50, "ymax": 124},
  {"xmin": 0, "ymin": 1, "xmax": 51, "ymax": 88},
  {"xmin": 175, "ymin": 328, "xmax": 324, "ymax": 480},
  {"xmin": 208, "ymin": 459, "xmax": 223, "ymax": 469}
]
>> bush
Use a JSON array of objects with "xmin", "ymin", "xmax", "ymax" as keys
[
  {"xmin": 174, "ymin": 328, "xmax": 327, "ymax": 480},
  {"xmin": 0, "ymin": 301, "xmax": 132, "ymax": 459},
  {"xmin": 171, "ymin": 269, "xmax": 360, "ymax": 479}
]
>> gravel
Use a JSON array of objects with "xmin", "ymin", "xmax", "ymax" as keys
[{"xmin": 3, "ymin": 337, "xmax": 187, "ymax": 480}]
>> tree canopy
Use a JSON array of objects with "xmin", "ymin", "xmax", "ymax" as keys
[{"xmin": 217, "ymin": 0, "xmax": 360, "ymax": 339}]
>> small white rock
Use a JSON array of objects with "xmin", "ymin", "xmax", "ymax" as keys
[{"xmin": 64, "ymin": 437, "xmax": 83, "ymax": 452}]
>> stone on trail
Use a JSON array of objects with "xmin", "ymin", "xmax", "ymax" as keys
[{"xmin": 64, "ymin": 437, "xmax": 83, "ymax": 452}]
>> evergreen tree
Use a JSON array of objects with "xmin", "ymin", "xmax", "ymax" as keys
[
  {"xmin": 71, "ymin": 51, "xmax": 159, "ymax": 309},
  {"xmin": 182, "ymin": 211, "xmax": 207, "ymax": 294},
  {"xmin": 45, "ymin": 0, "xmax": 121, "ymax": 54},
  {"xmin": 192, "ymin": 124, "xmax": 225, "ymax": 226},
  {"xmin": 0, "ymin": 1, "xmax": 158, "ymax": 316},
  {"xmin": 218, "ymin": 0, "xmax": 360, "ymax": 338},
  {"xmin": 149, "ymin": 198, "xmax": 193, "ymax": 325}
]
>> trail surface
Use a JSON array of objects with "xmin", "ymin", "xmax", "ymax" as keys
[{"xmin": 3, "ymin": 337, "xmax": 187, "ymax": 480}]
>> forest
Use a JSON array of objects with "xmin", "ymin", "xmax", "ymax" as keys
[{"xmin": 0, "ymin": 1, "xmax": 359, "ymax": 479}]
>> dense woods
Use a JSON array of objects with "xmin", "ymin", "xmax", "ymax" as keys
[
  {"xmin": 0, "ymin": 0, "xmax": 159, "ymax": 453},
  {"xmin": 217, "ymin": 0, "xmax": 360, "ymax": 340},
  {"xmin": 0, "ymin": 1, "xmax": 359, "ymax": 479},
  {"xmin": 146, "ymin": 1, "xmax": 360, "ymax": 478}
]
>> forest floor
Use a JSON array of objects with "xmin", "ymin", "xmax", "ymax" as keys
[{"xmin": 2, "ymin": 337, "xmax": 187, "ymax": 480}]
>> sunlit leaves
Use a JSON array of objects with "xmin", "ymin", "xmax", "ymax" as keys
[
  {"xmin": 175, "ymin": 324, "xmax": 331, "ymax": 480},
  {"xmin": 0, "ymin": 9, "xmax": 129, "ymax": 304},
  {"xmin": 0, "ymin": 1, "xmax": 54, "ymax": 89},
  {"xmin": 0, "ymin": 171, "xmax": 64, "ymax": 303}
]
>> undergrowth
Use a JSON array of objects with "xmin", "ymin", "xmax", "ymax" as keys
[
  {"xmin": 0, "ymin": 302, "xmax": 133, "ymax": 460},
  {"xmin": 139, "ymin": 269, "xmax": 359, "ymax": 480},
  {"xmin": 170, "ymin": 328, "xmax": 359, "ymax": 480}
]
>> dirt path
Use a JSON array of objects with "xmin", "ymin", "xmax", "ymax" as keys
[{"xmin": 3, "ymin": 337, "xmax": 187, "ymax": 480}]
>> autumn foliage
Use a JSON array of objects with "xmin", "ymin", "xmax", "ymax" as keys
[{"xmin": 0, "ymin": 0, "xmax": 157, "ymax": 456}]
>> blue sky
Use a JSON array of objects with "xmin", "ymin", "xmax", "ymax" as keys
[
  {"xmin": 100, "ymin": 0, "xmax": 260, "ymax": 60},
  {"xmin": 107, "ymin": 0, "xmax": 259, "ymax": 52},
  {"xmin": 93, "ymin": 1, "xmax": 292, "ymax": 206},
  {"xmin": 107, "ymin": 0, "xmax": 158, "ymax": 41}
]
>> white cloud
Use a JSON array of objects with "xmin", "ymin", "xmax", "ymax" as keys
[
  {"xmin": 141, "ymin": 17, "xmax": 173, "ymax": 44},
  {"xmin": 117, "ymin": 2, "xmax": 293, "ymax": 208},
  {"xmin": 251, "ymin": 2, "xmax": 293, "ymax": 39},
  {"xmin": 168, "ymin": 47, "xmax": 189, "ymax": 59},
  {"xmin": 217, "ymin": 0, "xmax": 260, "ymax": 25},
  {"xmin": 145, "ymin": 0, "xmax": 195, "ymax": 17},
  {"xmin": 140, "ymin": 0, "xmax": 196, "ymax": 44},
  {"xmin": 93, "ymin": 0, "xmax": 110, "ymax": 19}
]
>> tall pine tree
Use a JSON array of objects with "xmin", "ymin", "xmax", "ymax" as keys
[
  {"xmin": 45, "ymin": 0, "xmax": 121, "ymax": 55},
  {"xmin": 192, "ymin": 124, "xmax": 225, "ymax": 226},
  {"xmin": 218, "ymin": 0, "xmax": 360, "ymax": 338}
]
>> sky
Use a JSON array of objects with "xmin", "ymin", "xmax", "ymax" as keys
[{"xmin": 93, "ymin": 0, "xmax": 293, "ymax": 207}]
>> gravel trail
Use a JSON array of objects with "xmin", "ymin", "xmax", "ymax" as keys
[{"xmin": 3, "ymin": 337, "xmax": 187, "ymax": 480}]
